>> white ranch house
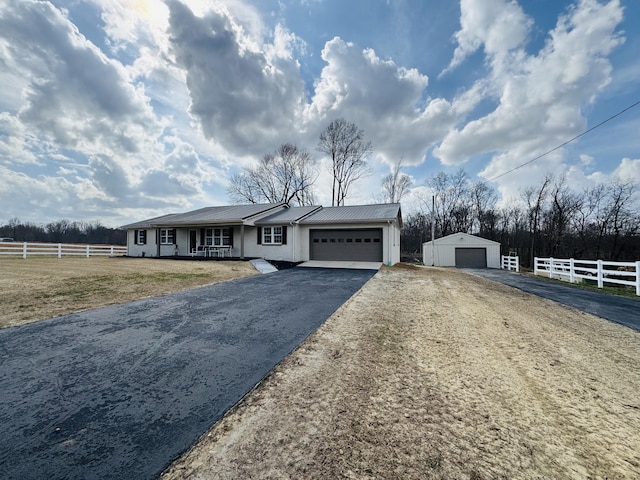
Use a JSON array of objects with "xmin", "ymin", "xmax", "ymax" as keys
[{"xmin": 122, "ymin": 203, "xmax": 402, "ymax": 266}]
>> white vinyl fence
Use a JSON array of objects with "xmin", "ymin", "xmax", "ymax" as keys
[
  {"xmin": 0, "ymin": 241, "xmax": 127, "ymax": 258},
  {"xmin": 501, "ymin": 255, "xmax": 520, "ymax": 272},
  {"xmin": 534, "ymin": 257, "xmax": 640, "ymax": 296}
]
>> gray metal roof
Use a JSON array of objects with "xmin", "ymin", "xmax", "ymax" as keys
[
  {"xmin": 122, "ymin": 203, "xmax": 403, "ymax": 229},
  {"xmin": 145, "ymin": 203, "xmax": 284, "ymax": 226},
  {"xmin": 300, "ymin": 203, "xmax": 402, "ymax": 226},
  {"xmin": 120, "ymin": 213, "xmax": 179, "ymax": 229},
  {"xmin": 255, "ymin": 205, "xmax": 323, "ymax": 225}
]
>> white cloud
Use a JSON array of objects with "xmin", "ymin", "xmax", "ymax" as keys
[
  {"xmin": 443, "ymin": 0, "xmax": 532, "ymax": 74},
  {"xmin": 306, "ymin": 37, "xmax": 455, "ymax": 165},
  {"xmin": 612, "ymin": 158, "xmax": 640, "ymax": 183},
  {"xmin": 166, "ymin": 0, "xmax": 307, "ymax": 156},
  {"xmin": 434, "ymin": 0, "xmax": 625, "ymax": 203}
]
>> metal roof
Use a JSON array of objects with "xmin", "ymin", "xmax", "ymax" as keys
[
  {"xmin": 144, "ymin": 203, "xmax": 284, "ymax": 226},
  {"xmin": 120, "ymin": 213, "xmax": 179, "ymax": 229},
  {"xmin": 300, "ymin": 203, "xmax": 402, "ymax": 226},
  {"xmin": 255, "ymin": 205, "xmax": 323, "ymax": 225},
  {"xmin": 122, "ymin": 203, "xmax": 403, "ymax": 229}
]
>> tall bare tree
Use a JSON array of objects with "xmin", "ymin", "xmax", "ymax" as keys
[
  {"xmin": 522, "ymin": 173, "xmax": 552, "ymax": 266},
  {"xmin": 318, "ymin": 118, "xmax": 372, "ymax": 206},
  {"xmin": 381, "ymin": 158, "xmax": 413, "ymax": 203},
  {"xmin": 227, "ymin": 143, "xmax": 317, "ymax": 205}
]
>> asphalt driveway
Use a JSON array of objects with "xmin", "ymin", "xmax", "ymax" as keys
[
  {"xmin": 0, "ymin": 267, "xmax": 376, "ymax": 480},
  {"xmin": 465, "ymin": 269, "xmax": 640, "ymax": 331}
]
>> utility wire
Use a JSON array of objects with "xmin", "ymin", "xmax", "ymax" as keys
[{"xmin": 485, "ymin": 99, "xmax": 640, "ymax": 183}]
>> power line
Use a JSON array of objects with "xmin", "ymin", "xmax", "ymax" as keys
[{"xmin": 485, "ymin": 99, "xmax": 640, "ymax": 183}]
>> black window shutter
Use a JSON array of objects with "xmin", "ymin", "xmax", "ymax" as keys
[
  {"xmin": 257, "ymin": 227, "xmax": 262, "ymax": 245},
  {"xmin": 156, "ymin": 229, "xmax": 159, "ymax": 244},
  {"xmin": 228, "ymin": 227, "xmax": 234, "ymax": 247},
  {"xmin": 282, "ymin": 226, "xmax": 287, "ymax": 245},
  {"xmin": 172, "ymin": 229, "xmax": 177, "ymax": 244},
  {"xmin": 134, "ymin": 230, "xmax": 139, "ymax": 245}
]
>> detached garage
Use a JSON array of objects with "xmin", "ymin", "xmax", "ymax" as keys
[{"xmin": 423, "ymin": 233, "xmax": 501, "ymax": 268}]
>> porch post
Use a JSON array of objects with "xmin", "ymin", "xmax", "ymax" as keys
[{"xmin": 240, "ymin": 224, "xmax": 245, "ymax": 259}]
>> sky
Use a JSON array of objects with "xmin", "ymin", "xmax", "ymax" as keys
[{"xmin": 0, "ymin": 0, "xmax": 639, "ymax": 227}]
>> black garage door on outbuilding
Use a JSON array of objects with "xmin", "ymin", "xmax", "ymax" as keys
[
  {"xmin": 455, "ymin": 247, "xmax": 487, "ymax": 268},
  {"xmin": 310, "ymin": 228, "xmax": 382, "ymax": 262}
]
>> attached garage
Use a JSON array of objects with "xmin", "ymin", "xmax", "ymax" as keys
[
  {"xmin": 310, "ymin": 228, "xmax": 383, "ymax": 262},
  {"xmin": 423, "ymin": 233, "xmax": 501, "ymax": 268}
]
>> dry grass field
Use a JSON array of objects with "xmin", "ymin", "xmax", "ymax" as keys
[{"xmin": 0, "ymin": 257, "xmax": 258, "ymax": 328}]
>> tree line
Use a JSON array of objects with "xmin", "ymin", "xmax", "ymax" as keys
[
  {"xmin": 403, "ymin": 170, "xmax": 640, "ymax": 266},
  {"xmin": 0, "ymin": 218, "xmax": 126, "ymax": 245}
]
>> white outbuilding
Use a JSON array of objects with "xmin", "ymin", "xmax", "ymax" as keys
[{"xmin": 423, "ymin": 233, "xmax": 501, "ymax": 268}]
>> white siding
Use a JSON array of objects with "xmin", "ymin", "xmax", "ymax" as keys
[{"xmin": 245, "ymin": 225, "xmax": 296, "ymax": 261}]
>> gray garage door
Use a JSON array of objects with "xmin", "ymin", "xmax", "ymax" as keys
[
  {"xmin": 310, "ymin": 229, "xmax": 383, "ymax": 262},
  {"xmin": 455, "ymin": 248, "xmax": 487, "ymax": 268}
]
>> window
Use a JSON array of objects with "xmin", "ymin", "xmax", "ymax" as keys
[
  {"xmin": 262, "ymin": 226, "xmax": 282, "ymax": 245},
  {"xmin": 205, "ymin": 228, "xmax": 232, "ymax": 246},
  {"xmin": 135, "ymin": 230, "xmax": 146, "ymax": 245},
  {"xmin": 160, "ymin": 229, "xmax": 175, "ymax": 244}
]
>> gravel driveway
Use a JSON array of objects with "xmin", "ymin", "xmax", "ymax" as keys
[
  {"xmin": 465, "ymin": 268, "xmax": 640, "ymax": 331},
  {"xmin": 0, "ymin": 267, "xmax": 375, "ymax": 480}
]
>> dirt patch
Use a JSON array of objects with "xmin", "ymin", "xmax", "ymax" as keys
[
  {"xmin": 0, "ymin": 257, "xmax": 258, "ymax": 328},
  {"xmin": 161, "ymin": 266, "xmax": 640, "ymax": 479}
]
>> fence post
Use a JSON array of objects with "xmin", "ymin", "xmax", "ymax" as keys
[
  {"xmin": 86, "ymin": 245, "xmax": 90, "ymax": 258},
  {"xmin": 515, "ymin": 256, "xmax": 519, "ymax": 273},
  {"xmin": 549, "ymin": 257, "xmax": 554, "ymax": 278},
  {"xmin": 569, "ymin": 258, "xmax": 575, "ymax": 284},
  {"xmin": 636, "ymin": 261, "xmax": 640, "ymax": 296},
  {"xmin": 58, "ymin": 244, "xmax": 62, "ymax": 259},
  {"xmin": 597, "ymin": 260, "xmax": 603, "ymax": 289},
  {"xmin": 110, "ymin": 246, "xmax": 114, "ymax": 256},
  {"xmin": 23, "ymin": 242, "xmax": 27, "ymax": 259},
  {"xmin": 534, "ymin": 257, "xmax": 538, "ymax": 275}
]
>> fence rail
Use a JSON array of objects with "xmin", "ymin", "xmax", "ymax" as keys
[
  {"xmin": 534, "ymin": 256, "xmax": 640, "ymax": 296},
  {"xmin": 501, "ymin": 255, "xmax": 520, "ymax": 272},
  {"xmin": 0, "ymin": 242, "xmax": 127, "ymax": 258}
]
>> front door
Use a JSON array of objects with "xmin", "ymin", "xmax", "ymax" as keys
[{"xmin": 189, "ymin": 230, "xmax": 197, "ymax": 254}]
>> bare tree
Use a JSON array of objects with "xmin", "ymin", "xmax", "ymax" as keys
[
  {"xmin": 521, "ymin": 173, "xmax": 552, "ymax": 266},
  {"xmin": 381, "ymin": 158, "xmax": 413, "ymax": 204},
  {"xmin": 425, "ymin": 168, "xmax": 470, "ymax": 236},
  {"xmin": 318, "ymin": 118, "xmax": 372, "ymax": 206},
  {"xmin": 228, "ymin": 143, "xmax": 317, "ymax": 205}
]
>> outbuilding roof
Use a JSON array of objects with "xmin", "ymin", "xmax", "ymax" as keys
[
  {"xmin": 424, "ymin": 232, "xmax": 501, "ymax": 245},
  {"xmin": 300, "ymin": 203, "xmax": 402, "ymax": 227}
]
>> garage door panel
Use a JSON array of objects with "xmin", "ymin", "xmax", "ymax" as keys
[
  {"xmin": 455, "ymin": 248, "xmax": 487, "ymax": 268},
  {"xmin": 310, "ymin": 229, "xmax": 382, "ymax": 262}
]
